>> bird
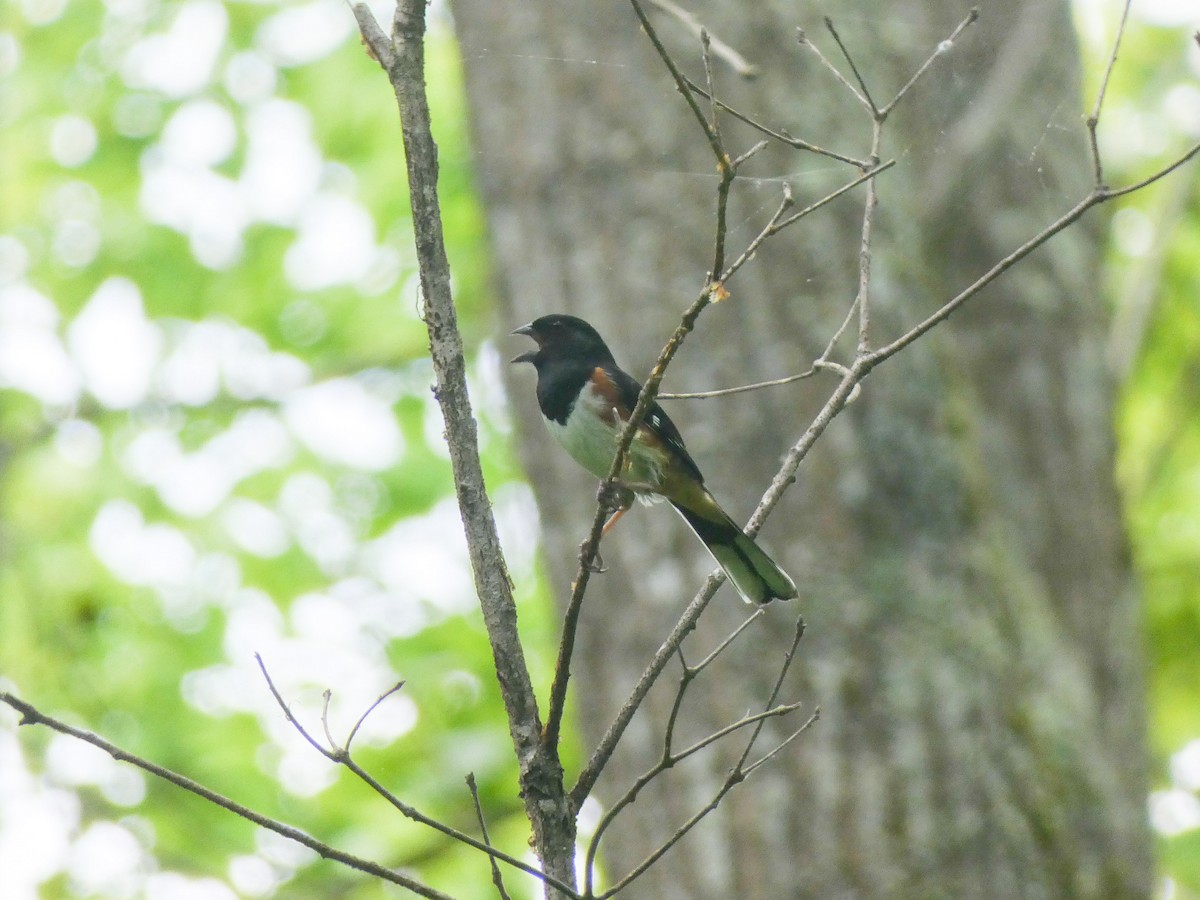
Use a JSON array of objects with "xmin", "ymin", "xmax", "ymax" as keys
[{"xmin": 511, "ymin": 313, "xmax": 797, "ymax": 604}]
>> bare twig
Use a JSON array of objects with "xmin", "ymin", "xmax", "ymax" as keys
[
  {"xmin": 544, "ymin": 0, "xmax": 763, "ymax": 758},
  {"xmin": 346, "ymin": 681, "xmax": 406, "ymax": 752},
  {"xmin": 594, "ymin": 616, "xmax": 809, "ymax": 898},
  {"xmin": 1086, "ymin": 0, "xmax": 1133, "ymax": 186},
  {"xmin": 856, "ymin": 124, "xmax": 882, "ymax": 353},
  {"xmin": 721, "ymin": 160, "xmax": 896, "ymax": 286},
  {"xmin": 645, "ymin": 0, "xmax": 759, "ymax": 78},
  {"xmin": 796, "ymin": 26, "xmax": 869, "ymax": 108},
  {"xmin": 349, "ymin": 1, "xmax": 394, "ymax": 69},
  {"xmin": 0, "ymin": 691, "xmax": 454, "ymax": 900},
  {"xmin": 629, "ymin": 0, "xmax": 723, "ymax": 160},
  {"xmin": 658, "ymin": 366, "xmax": 817, "ymax": 400},
  {"xmin": 467, "ymin": 773, "xmax": 512, "ymax": 900},
  {"xmin": 881, "ymin": 7, "xmax": 979, "ymax": 117},
  {"xmin": 351, "ymin": 3, "xmax": 577, "ymax": 894},
  {"xmin": 763, "ymin": 159, "xmax": 895, "ymax": 242},
  {"xmin": 255, "ymin": 657, "xmax": 578, "ymax": 898},
  {"xmin": 824, "ymin": 17, "xmax": 877, "ymax": 114},
  {"xmin": 682, "ymin": 75, "xmax": 868, "ymax": 167}
]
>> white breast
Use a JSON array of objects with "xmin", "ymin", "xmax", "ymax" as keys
[{"xmin": 546, "ymin": 384, "xmax": 666, "ymax": 490}]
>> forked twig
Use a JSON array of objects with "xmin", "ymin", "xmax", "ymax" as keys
[
  {"xmin": 593, "ymin": 617, "xmax": 811, "ymax": 897},
  {"xmin": 468, "ymin": 772, "xmax": 513, "ymax": 900},
  {"xmin": 645, "ymin": 0, "xmax": 759, "ymax": 78},
  {"xmin": 0, "ymin": 691, "xmax": 454, "ymax": 900},
  {"xmin": 254, "ymin": 656, "xmax": 579, "ymax": 898},
  {"xmin": 1086, "ymin": 0, "xmax": 1133, "ymax": 186}
]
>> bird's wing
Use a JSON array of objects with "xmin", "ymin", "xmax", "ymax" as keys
[{"xmin": 594, "ymin": 364, "xmax": 705, "ymax": 484}]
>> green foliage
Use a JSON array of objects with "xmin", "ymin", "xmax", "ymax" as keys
[
  {"xmin": 0, "ymin": 1, "xmax": 556, "ymax": 897},
  {"xmin": 1079, "ymin": 6, "xmax": 1200, "ymax": 893}
]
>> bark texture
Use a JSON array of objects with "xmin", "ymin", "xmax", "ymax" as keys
[{"xmin": 451, "ymin": 0, "xmax": 1152, "ymax": 896}]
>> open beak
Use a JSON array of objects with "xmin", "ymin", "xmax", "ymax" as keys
[{"xmin": 510, "ymin": 323, "xmax": 537, "ymax": 364}]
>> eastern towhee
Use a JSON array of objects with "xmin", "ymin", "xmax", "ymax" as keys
[{"xmin": 512, "ymin": 313, "xmax": 796, "ymax": 604}]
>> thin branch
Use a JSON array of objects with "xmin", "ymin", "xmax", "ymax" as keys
[
  {"xmin": 255, "ymin": 657, "xmax": 578, "ymax": 898},
  {"xmin": 763, "ymin": 159, "xmax": 895, "ymax": 243},
  {"xmin": 583, "ymin": 609, "xmax": 786, "ymax": 894},
  {"xmin": 681, "ymin": 75, "xmax": 868, "ymax": 167},
  {"xmin": 349, "ymin": 2, "xmax": 395, "ymax": 70},
  {"xmin": 357, "ymin": 3, "xmax": 576, "ymax": 894},
  {"xmin": 597, "ymin": 617, "xmax": 810, "ymax": 898},
  {"xmin": 733, "ymin": 615, "xmax": 807, "ymax": 770},
  {"xmin": 824, "ymin": 17, "xmax": 877, "ymax": 114},
  {"xmin": 658, "ymin": 366, "xmax": 817, "ymax": 400},
  {"xmin": 645, "ymin": 0, "xmax": 759, "ymax": 78},
  {"xmin": 796, "ymin": 26, "xmax": 869, "ymax": 109},
  {"xmin": 597, "ymin": 716, "xmax": 818, "ymax": 900},
  {"xmin": 629, "ymin": 0, "xmax": 723, "ymax": 161},
  {"xmin": 0, "ymin": 692, "xmax": 454, "ymax": 900},
  {"xmin": 676, "ymin": 701, "xmax": 806, "ymax": 763},
  {"xmin": 855, "ymin": 123, "xmax": 883, "ymax": 353},
  {"xmin": 744, "ymin": 709, "xmax": 821, "ymax": 776},
  {"xmin": 569, "ymin": 571, "xmax": 724, "ymax": 808},
  {"xmin": 701, "ymin": 29, "xmax": 736, "ymax": 282},
  {"xmin": 346, "ymin": 681, "xmax": 406, "ymax": 752},
  {"xmin": 467, "ymin": 773, "xmax": 513, "ymax": 900},
  {"xmin": 1086, "ymin": 0, "xmax": 1133, "ymax": 186},
  {"xmin": 880, "ymin": 7, "xmax": 979, "ymax": 117},
  {"xmin": 546, "ymin": 0, "xmax": 751, "ymax": 756},
  {"xmin": 720, "ymin": 160, "xmax": 896, "ymax": 286},
  {"xmin": 1102, "ymin": 141, "xmax": 1200, "ymax": 199},
  {"xmin": 693, "ymin": 607, "xmax": 766, "ymax": 671}
]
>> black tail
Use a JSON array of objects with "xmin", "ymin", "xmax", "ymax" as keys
[{"xmin": 671, "ymin": 498, "xmax": 797, "ymax": 604}]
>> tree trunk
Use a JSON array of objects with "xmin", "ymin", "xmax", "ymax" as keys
[{"xmin": 451, "ymin": 0, "xmax": 1152, "ymax": 896}]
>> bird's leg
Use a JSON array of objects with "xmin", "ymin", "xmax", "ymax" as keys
[{"xmin": 590, "ymin": 480, "xmax": 635, "ymax": 573}]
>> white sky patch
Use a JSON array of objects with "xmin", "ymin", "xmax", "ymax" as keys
[
  {"xmin": 16, "ymin": 0, "xmax": 67, "ymax": 26},
  {"xmin": 45, "ymin": 735, "xmax": 146, "ymax": 807},
  {"xmin": 276, "ymin": 471, "xmax": 358, "ymax": 572},
  {"xmin": 122, "ymin": 410, "xmax": 294, "ymax": 517},
  {"xmin": 1164, "ymin": 84, "xmax": 1200, "ymax": 138},
  {"xmin": 255, "ymin": 0, "xmax": 353, "ymax": 68},
  {"xmin": 1172, "ymin": 738, "xmax": 1200, "ymax": 792},
  {"xmin": 284, "ymin": 193, "xmax": 377, "ymax": 290},
  {"xmin": 228, "ymin": 855, "xmax": 279, "ymax": 897},
  {"xmin": 240, "ymin": 100, "xmax": 322, "ymax": 224},
  {"xmin": 113, "ymin": 92, "xmax": 162, "ymax": 139},
  {"xmin": 0, "ymin": 33, "xmax": 20, "ymax": 79},
  {"xmin": 139, "ymin": 148, "xmax": 248, "ymax": 270},
  {"xmin": 49, "ymin": 114, "xmax": 97, "ymax": 168},
  {"xmin": 0, "ymin": 282, "xmax": 80, "ymax": 404},
  {"xmin": 89, "ymin": 500, "xmax": 196, "ymax": 589},
  {"xmin": 221, "ymin": 498, "xmax": 290, "ymax": 557},
  {"xmin": 65, "ymin": 821, "xmax": 145, "ymax": 897},
  {"xmin": 224, "ymin": 52, "xmax": 277, "ymax": 106},
  {"xmin": 0, "ymin": 729, "xmax": 79, "ymax": 896},
  {"xmin": 53, "ymin": 219, "xmax": 101, "ymax": 268},
  {"xmin": 1150, "ymin": 789, "xmax": 1200, "ymax": 837},
  {"xmin": 365, "ymin": 497, "xmax": 476, "ymax": 613},
  {"xmin": 157, "ymin": 320, "xmax": 311, "ymax": 406},
  {"xmin": 158, "ymin": 320, "xmax": 226, "ymax": 406},
  {"xmin": 67, "ymin": 278, "xmax": 161, "ymax": 408},
  {"xmin": 283, "ymin": 378, "xmax": 403, "ymax": 471},
  {"xmin": 1112, "ymin": 207, "xmax": 1154, "ymax": 258},
  {"xmin": 183, "ymin": 583, "xmax": 412, "ymax": 796},
  {"xmin": 0, "ymin": 235, "xmax": 30, "ymax": 284},
  {"xmin": 121, "ymin": 0, "xmax": 227, "ymax": 98},
  {"xmin": 54, "ymin": 419, "xmax": 104, "ymax": 467},
  {"xmin": 143, "ymin": 873, "xmax": 239, "ymax": 900},
  {"xmin": 160, "ymin": 99, "xmax": 237, "ymax": 168}
]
